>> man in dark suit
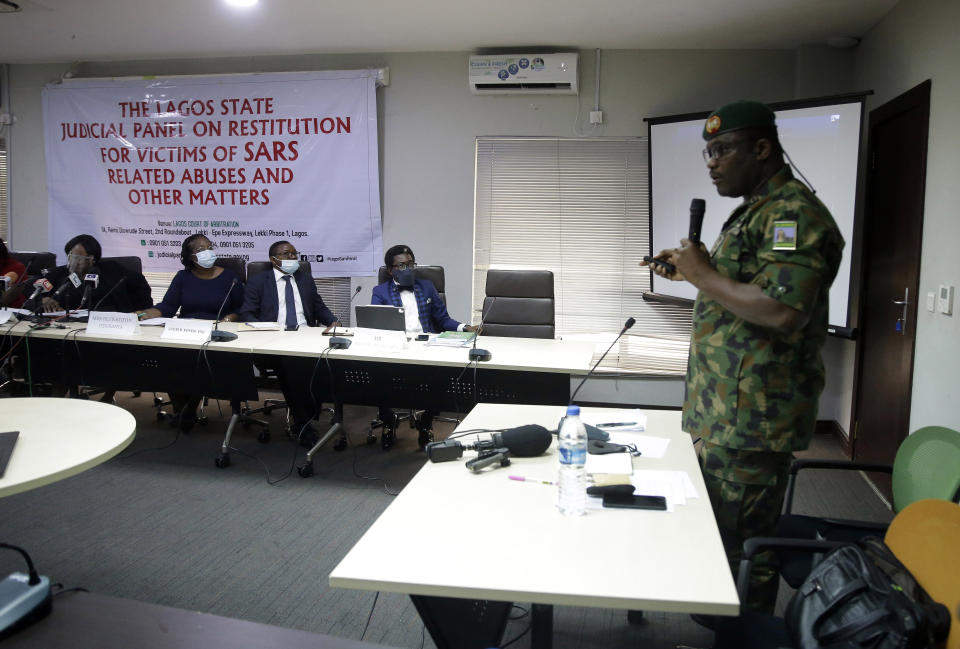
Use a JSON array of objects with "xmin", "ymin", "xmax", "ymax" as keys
[
  {"xmin": 238, "ymin": 240, "xmax": 340, "ymax": 447},
  {"xmin": 42, "ymin": 234, "xmax": 152, "ymax": 313},
  {"xmin": 371, "ymin": 244, "xmax": 477, "ymax": 450}
]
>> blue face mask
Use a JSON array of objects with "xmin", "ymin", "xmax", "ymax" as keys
[
  {"xmin": 278, "ymin": 259, "xmax": 299, "ymax": 274},
  {"xmin": 194, "ymin": 249, "xmax": 217, "ymax": 269},
  {"xmin": 393, "ymin": 268, "xmax": 415, "ymax": 288}
]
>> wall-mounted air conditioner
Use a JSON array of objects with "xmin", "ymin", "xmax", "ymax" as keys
[{"xmin": 468, "ymin": 53, "xmax": 579, "ymax": 95}]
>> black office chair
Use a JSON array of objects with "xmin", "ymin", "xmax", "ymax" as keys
[
  {"xmin": 214, "ymin": 255, "xmax": 247, "ymax": 283},
  {"xmin": 9, "ymin": 251, "xmax": 57, "ymax": 276},
  {"xmin": 481, "ymin": 269, "xmax": 555, "ymax": 339},
  {"xmin": 376, "ymin": 264, "xmax": 447, "ymax": 304}
]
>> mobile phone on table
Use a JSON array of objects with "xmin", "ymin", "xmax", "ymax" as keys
[
  {"xmin": 416, "ymin": 334, "xmax": 429, "ymax": 341},
  {"xmin": 602, "ymin": 492, "xmax": 667, "ymax": 511}
]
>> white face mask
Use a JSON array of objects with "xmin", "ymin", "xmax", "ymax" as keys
[
  {"xmin": 194, "ymin": 249, "xmax": 217, "ymax": 268},
  {"xmin": 278, "ymin": 259, "xmax": 299, "ymax": 274}
]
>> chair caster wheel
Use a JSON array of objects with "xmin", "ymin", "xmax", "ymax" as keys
[
  {"xmin": 366, "ymin": 433, "xmax": 377, "ymax": 445},
  {"xmin": 381, "ymin": 430, "xmax": 395, "ymax": 451},
  {"xmin": 197, "ymin": 416, "xmax": 208, "ymax": 426},
  {"xmin": 215, "ymin": 454, "xmax": 230, "ymax": 468},
  {"xmin": 132, "ymin": 391, "xmax": 142, "ymax": 398},
  {"xmin": 297, "ymin": 462, "xmax": 314, "ymax": 478},
  {"xmin": 627, "ymin": 610, "xmax": 644, "ymax": 624},
  {"xmin": 257, "ymin": 430, "xmax": 271, "ymax": 444},
  {"xmin": 333, "ymin": 436, "xmax": 348, "ymax": 452},
  {"xmin": 264, "ymin": 405, "xmax": 274, "ymax": 415},
  {"xmin": 153, "ymin": 397, "xmax": 163, "ymax": 406}
]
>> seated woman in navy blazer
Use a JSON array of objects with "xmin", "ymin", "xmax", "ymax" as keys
[{"xmin": 139, "ymin": 233, "xmax": 245, "ymax": 430}]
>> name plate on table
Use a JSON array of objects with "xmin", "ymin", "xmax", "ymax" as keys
[
  {"xmin": 352, "ymin": 327, "xmax": 407, "ymax": 351},
  {"xmin": 161, "ymin": 320, "xmax": 213, "ymax": 343},
  {"xmin": 87, "ymin": 311, "xmax": 140, "ymax": 337}
]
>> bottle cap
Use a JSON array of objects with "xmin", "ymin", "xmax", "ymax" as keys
[{"xmin": 566, "ymin": 405, "xmax": 580, "ymax": 416}]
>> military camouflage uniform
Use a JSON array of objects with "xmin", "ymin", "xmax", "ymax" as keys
[{"xmin": 683, "ymin": 164, "xmax": 844, "ymax": 611}]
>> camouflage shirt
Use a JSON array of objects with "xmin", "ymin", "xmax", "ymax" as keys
[{"xmin": 682, "ymin": 166, "xmax": 844, "ymax": 452}]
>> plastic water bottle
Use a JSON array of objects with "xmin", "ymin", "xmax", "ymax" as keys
[{"xmin": 557, "ymin": 405, "xmax": 587, "ymax": 516}]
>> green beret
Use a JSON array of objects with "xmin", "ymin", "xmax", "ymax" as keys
[{"xmin": 702, "ymin": 100, "xmax": 776, "ymax": 140}]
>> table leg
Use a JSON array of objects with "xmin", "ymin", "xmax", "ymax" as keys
[
  {"xmin": 531, "ymin": 603, "xmax": 553, "ymax": 649},
  {"xmin": 409, "ymin": 595, "xmax": 512, "ymax": 649}
]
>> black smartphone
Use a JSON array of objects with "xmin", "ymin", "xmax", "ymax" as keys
[
  {"xmin": 602, "ymin": 492, "xmax": 667, "ymax": 511},
  {"xmin": 642, "ymin": 255, "xmax": 677, "ymax": 275},
  {"xmin": 416, "ymin": 334, "xmax": 429, "ymax": 341}
]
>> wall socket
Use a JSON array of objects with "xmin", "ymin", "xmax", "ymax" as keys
[
  {"xmin": 589, "ymin": 110, "xmax": 603, "ymax": 124},
  {"xmin": 938, "ymin": 284, "xmax": 954, "ymax": 315}
]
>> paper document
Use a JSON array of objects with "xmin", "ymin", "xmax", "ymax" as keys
[
  {"xmin": 606, "ymin": 432, "xmax": 671, "ymax": 459},
  {"xmin": 139, "ymin": 317, "xmax": 178, "ymax": 327},
  {"xmin": 580, "ymin": 408, "xmax": 647, "ymax": 432},
  {"xmin": 427, "ymin": 331, "xmax": 476, "ymax": 347},
  {"xmin": 585, "ymin": 452, "xmax": 633, "ymax": 476},
  {"xmin": 588, "ymin": 469, "xmax": 697, "ymax": 513},
  {"xmin": 244, "ymin": 322, "xmax": 282, "ymax": 331}
]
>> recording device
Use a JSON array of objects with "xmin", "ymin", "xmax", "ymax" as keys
[
  {"xmin": 601, "ymin": 493, "xmax": 667, "ymax": 511},
  {"xmin": 90, "ymin": 276, "xmax": 127, "ymax": 312},
  {"xmin": 328, "ymin": 285, "xmax": 363, "ymax": 349},
  {"xmin": 47, "ymin": 272, "xmax": 81, "ymax": 307},
  {"xmin": 0, "ymin": 543, "xmax": 52, "ymax": 640},
  {"xmin": 688, "ymin": 198, "xmax": 706, "ymax": 244},
  {"xmin": 466, "ymin": 447, "xmax": 511, "ymax": 473},
  {"xmin": 567, "ymin": 317, "xmax": 636, "ymax": 407},
  {"xmin": 425, "ymin": 424, "xmax": 553, "ymax": 463},
  {"xmin": 22, "ymin": 278, "xmax": 53, "ymax": 312},
  {"xmin": 469, "ymin": 296, "xmax": 496, "ymax": 362},
  {"xmin": 642, "ymin": 255, "xmax": 676, "ymax": 275},
  {"xmin": 77, "ymin": 273, "xmax": 99, "ymax": 310},
  {"xmin": 210, "ymin": 278, "xmax": 239, "ymax": 342}
]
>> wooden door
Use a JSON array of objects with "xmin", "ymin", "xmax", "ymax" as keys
[{"xmin": 852, "ymin": 80, "xmax": 930, "ymax": 500}]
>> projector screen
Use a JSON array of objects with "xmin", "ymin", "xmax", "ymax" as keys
[{"xmin": 647, "ymin": 96, "xmax": 865, "ymax": 335}]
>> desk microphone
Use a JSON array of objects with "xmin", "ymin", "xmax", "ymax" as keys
[
  {"xmin": 77, "ymin": 273, "xmax": 99, "ymax": 311},
  {"xmin": 210, "ymin": 278, "xmax": 240, "ymax": 342},
  {"xmin": 329, "ymin": 285, "xmax": 363, "ymax": 349},
  {"xmin": 469, "ymin": 296, "xmax": 496, "ymax": 362},
  {"xmin": 22, "ymin": 278, "xmax": 53, "ymax": 312},
  {"xmin": 425, "ymin": 424, "xmax": 552, "ymax": 463},
  {"xmin": 567, "ymin": 317, "xmax": 636, "ymax": 407},
  {"xmin": 90, "ymin": 276, "xmax": 127, "ymax": 312},
  {"xmin": 688, "ymin": 198, "xmax": 706, "ymax": 245},
  {"xmin": 48, "ymin": 272, "xmax": 81, "ymax": 308}
]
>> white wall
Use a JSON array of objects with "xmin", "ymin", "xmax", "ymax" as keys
[{"xmin": 853, "ymin": 0, "xmax": 960, "ymax": 432}]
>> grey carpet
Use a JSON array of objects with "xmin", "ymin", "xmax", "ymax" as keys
[{"xmin": 0, "ymin": 392, "xmax": 892, "ymax": 648}]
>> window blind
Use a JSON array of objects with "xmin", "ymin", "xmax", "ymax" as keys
[
  {"xmin": 0, "ymin": 146, "xmax": 8, "ymax": 242},
  {"xmin": 473, "ymin": 136, "xmax": 692, "ymax": 373}
]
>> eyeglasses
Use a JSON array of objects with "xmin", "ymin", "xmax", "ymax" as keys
[
  {"xmin": 392, "ymin": 262, "xmax": 416, "ymax": 271},
  {"xmin": 192, "ymin": 243, "xmax": 215, "ymax": 253},
  {"xmin": 67, "ymin": 253, "xmax": 94, "ymax": 263},
  {"xmin": 271, "ymin": 250, "xmax": 299, "ymax": 260},
  {"xmin": 702, "ymin": 142, "xmax": 740, "ymax": 163}
]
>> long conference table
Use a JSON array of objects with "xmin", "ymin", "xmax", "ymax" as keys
[{"xmin": 330, "ymin": 403, "xmax": 740, "ymax": 649}]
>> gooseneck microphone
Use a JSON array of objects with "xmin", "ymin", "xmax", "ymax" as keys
[
  {"xmin": 77, "ymin": 273, "xmax": 99, "ymax": 311},
  {"xmin": 90, "ymin": 276, "xmax": 127, "ymax": 312},
  {"xmin": 567, "ymin": 317, "xmax": 636, "ymax": 407},
  {"xmin": 425, "ymin": 424, "xmax": 553, "ymax": 463},
  {"xmin": 22, "ymin": 278, "xmax": 53, "ymax": 312},
  {"xmin": 210, "ymin": 278, "xmax": 240, "ymax": 342},
  {"xmin": 47, "ymin": 272, "xmax": 81, "ymax": 308},
  {"xmin": 329, "ymin": 285, "xmax": 363, "ymax": 349},
  {"xmin": 469, "ymin": 296, "xmax": 496, "ymax": 362},
  {"xmin": 688, "ymin": 198, "xmax": 706, "ymax": 245}
]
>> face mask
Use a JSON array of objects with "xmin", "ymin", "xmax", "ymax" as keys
[
  {"xmin": 279, "ymin": 259, "xmax": 300, "ymax": 274},
  {"xmin": 393, "ymin": 268, "xmax": 415, "ymax": 288},
  {"xmin": 194, "ymin": 249, "xmax": 217, "ymax": 268},
  {"xmin": 67, "ymin": 253, "xmax": 92, "ymax": 274}
]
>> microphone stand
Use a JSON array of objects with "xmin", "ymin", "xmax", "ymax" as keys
[
  {"xmin": 329, "ymin": 285, "xmax": 362, "ymax": 349},
  {"xmin": 90, "ymin": 276, "xmax": 128, "ymax": 312},
  {"xmin": 211, "ymin": 278, "xmax": 239, "ymax": 342},
  {"xmin": 567, "ymin": 317, "xmax": 636, "ymax": 406},
  {"xmin": 469, "ymin": 296, "xmax": 496, "ymax": 362}
]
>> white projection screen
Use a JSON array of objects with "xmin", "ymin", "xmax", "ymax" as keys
[{"xmin": 647, "ymin": 96, "xmax": 865, "ymax": 335}]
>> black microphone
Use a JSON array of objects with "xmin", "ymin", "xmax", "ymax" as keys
[
  {"xmin": 425, "ymin": 424, "xmax": 552, "ymax": 463},
  {"xmin": 210, "ymin": 277, "xmax": 240, "ymax": 342},
  {"xmin": 469, "ymin": 295, "xmax": 496, "ymax": 362},
  {"xmin": 329, "ymin": 285, "xmax": 363, "ymax": 349},
  {"xmin": 567, "ymin": 317, "xmax": 636, "ymax": 407},
  {"xmin": 688, "ymin": 198, "xmax": 706, "ymax": 245},
  {"xmin": 49, "ymin": 272, "xmax": 81, "ymax": 303},
  {"xmin": 22, "ymin": 278, "xmax": 53, "ymax": 312},
  {"xmin": 90, "ymin": 275, "xmax": 127, "ymax": 312},
  {"xmin": 77, "ymin": 273, "xmax": 99, "ymax": 311}
]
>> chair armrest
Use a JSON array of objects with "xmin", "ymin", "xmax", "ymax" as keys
[
  {"xmin": 783, "ymin": 459, "xmax": 893, "ymax": 514},
  {"xmin": 736, "ymin": 537, "xmax": 849, "ymax": 603}
]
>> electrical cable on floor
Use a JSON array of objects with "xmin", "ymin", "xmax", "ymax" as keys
[
  {"xmin": 359, "ymin": 591, "xmax": 379, "ymax": 641},
  {"xmin": 499, "ymin": 620, "xmax": 531, "ymax": 648},
  {"xmin": 347, "ymin": 429, "xmax": 399, "ymax": 496}
]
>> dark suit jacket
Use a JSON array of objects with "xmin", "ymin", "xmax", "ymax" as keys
[
  {"xmin": 238, "ymin": 267, "xmax": 336, "ymax": 326},
  {"xmin": 46, "ymin": 260, "xmax": 152, "ymax": 312},
  {"xmin": 371, "ymin": 278, "xmax": 460, "ymax": 333}
]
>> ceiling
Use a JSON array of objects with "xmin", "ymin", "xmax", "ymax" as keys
[{"xmin": 0, "ymin": 0, "xmax": 897, "ymax": 64}]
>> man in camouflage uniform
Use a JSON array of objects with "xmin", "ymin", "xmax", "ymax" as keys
[{"xmin": 645, "ymin": 100, "xmax": 844, "ymax": 613}]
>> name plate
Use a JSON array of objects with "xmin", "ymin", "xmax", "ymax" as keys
[
  {"xmin": 87, "ymin": 311, "xmax": 140, "ymax": 336},
  {"xmin": 0, "ymin": 310, "xmax": 12, "ymax": 325},
  {"xmin": 352, "ymin": 327, "xmax": 407, "ymax": 351},
  {"xmin": 161, "ymin": 319, "xmax": 213, "ymax": 343}
]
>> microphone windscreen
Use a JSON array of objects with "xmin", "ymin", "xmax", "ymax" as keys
[{"xmin": 499, "ymin": 424, "xmax": 553, "ymax": 457}]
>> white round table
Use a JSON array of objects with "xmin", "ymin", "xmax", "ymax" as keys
[{"xmin": 0, "ymin": 398, "xmax": 136, "ymax": 498}]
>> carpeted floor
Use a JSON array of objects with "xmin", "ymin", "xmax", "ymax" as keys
[{"xmin": 0, "ymin": 392, "xmax": 892, "ymax": 648}]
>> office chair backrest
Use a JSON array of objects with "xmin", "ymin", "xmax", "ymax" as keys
[
  {"xmin": 884, "ymin": 499, "xmax": 960, "ymax": 649},
  {"xmin": 481, "ymin": 269, "xmax": 555, "ymax": 339},
  {"xmin": 247, "ymin": 260, "xmax": 312, "ymax": 279},
  {"xmin": 214, "ymin": 256, "xmax": 247, "ymax": 283},
  {"xmin": 101, "ymin": 255, "xmax": 143, "ymax": 274},
  {"xmin": 376, "ymin": 265, "xmax": 447, "ymax": 305},
  {"xmin": 9, "ymin": 251, "xmax": 57, "ymax": 275},
  {"xmin": 892, "ymin": 426, "xmax": 960, "ymax": 512}
]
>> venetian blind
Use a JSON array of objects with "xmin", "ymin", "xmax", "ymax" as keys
[
  {"xmin": 473, "ymin": 136, "xmax": 692, "ymax": 372},
  {"xmin": 0, "ymin": 145, "xmax": 8, "ymax": 241}
]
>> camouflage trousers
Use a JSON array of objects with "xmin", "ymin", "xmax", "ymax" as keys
[{"xmin": 698, "ymin": 441, "xmax": 793, "ymax": 614}]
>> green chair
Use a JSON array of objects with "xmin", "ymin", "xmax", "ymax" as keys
[{"xmin": 775, "ymin": 425, "xmax": 960, "ymax": 588}]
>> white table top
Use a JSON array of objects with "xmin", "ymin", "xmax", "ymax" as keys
[
  {"xmin": 0, "ymin": 398, "xmax": 136, "ymax": 498},
  {"xmin": 329, "ymin": 403, "xmax": 739, "ymax": 615},
  {"xmin": 3, "ymin": 320, "xmax": 259, "ymax": 353}
]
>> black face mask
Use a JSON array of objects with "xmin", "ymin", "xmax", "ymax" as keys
[{"xmin": 393, "ymin": 268, "xmax": 415, "ymax": 288}]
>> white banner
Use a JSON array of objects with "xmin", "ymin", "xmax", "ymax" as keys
[{"xmin": 42, "ymin": 71, "xmax": 383, "ymax": 277}]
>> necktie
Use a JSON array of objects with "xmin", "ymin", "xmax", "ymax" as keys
[{"xmin": 283, "ymin": 275, "xmax": 298, "ymax": 329}]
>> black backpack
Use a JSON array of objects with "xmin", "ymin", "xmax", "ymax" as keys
[{"xmin": 785, "ymin": 536, "xmax": 951, "ymax": 649}]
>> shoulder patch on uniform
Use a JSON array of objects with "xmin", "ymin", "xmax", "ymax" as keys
[{"xmin": 772, "ymin": 220, "xmax": 797, "ymax": 251}]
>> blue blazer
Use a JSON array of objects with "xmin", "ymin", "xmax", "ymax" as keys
[
  {"xmin": 371, "ymin": 278, "xmax": 460, "ymax": 334},
  {"xmin": 239, "ymin": 268, "xmax": 336, "ymax": 326}
]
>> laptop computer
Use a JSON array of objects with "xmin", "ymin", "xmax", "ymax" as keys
[{"xmin": 354, "ymin": 305, "xmax": 406, "ymax": 332}]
